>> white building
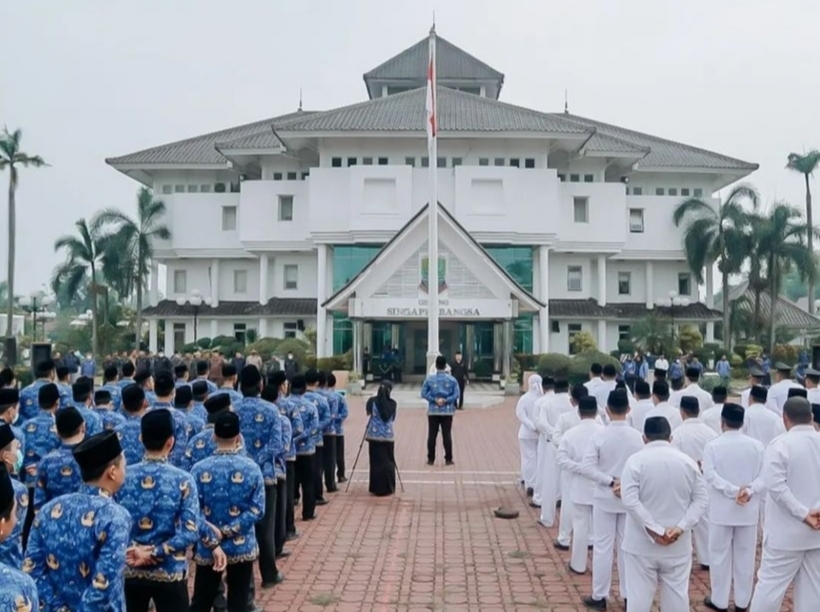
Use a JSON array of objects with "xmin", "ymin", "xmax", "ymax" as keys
[{"xmin": 107, "ymin": 34, "xmax": 757, "ymax": 377}]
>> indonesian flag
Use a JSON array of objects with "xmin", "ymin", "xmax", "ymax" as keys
[{"xmin": 426, "ymin": 28, "xmax": 437, "ymax": 145}]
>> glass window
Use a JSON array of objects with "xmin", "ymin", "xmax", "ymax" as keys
[
  {"xmin": 452, "ymin": 158, "xmax": 463, "ymax": 167},
  {"xmin": 558, "ymin": 174, "xmax": 566, "ymax": 182},
  {"xmin": 694, "ymin": 188, "xmax": 703, "ymax": 197},
  {"xmin": 378, "ymin": 157, "xmax": 388, "ymax": 166},
  {"xmin": 632, "ymin": 186, "xmax": 643, "ymax": 195},
  {"xmin": 301, "ymin": 172, "xmax": 309, "ymax": 180},
  {"xmin": 484, "ymin": 246, "xmax": 534, "ymax": 291},
  {"xmin": 174, "ymin": 185, "xmax": 185, "ymax": 193},
  {"xmin": 173, "ymin": 323, "xmax": 186, "ymax": 352},
  {"xmin": 362, "ymin": 157, "xmax": 373, "ymax": 166},
  {"xmin": 286, "ymin": 172, "xmax": 297, "ymax": 180},
  {"xmin": 332, "ymin": 245, "xmax": 383, "ymax": 290},
  {"xmin": 573, "ymin": 197, "xmax": 589, "ymax": 223},
  {"xmin": 161, "ymin": 185, "xmax": 172, "ymax": 194},
  {"xmin": 568, "ymin": 323, "xmax": 583, "ymax": 355},
  {"xmin": 187, "ymin": 184, "xmax": 198, "ymax": 193},
  {"xmin": 514, "ymin": 313, "xmax": 534, "ymax": 354},
  {"xmin": 570, "ymin": 174, "xmax": 580, "ymax": 183},
  {"xmin": 681, "ymin": 188, "xmax": 690, "ymax": 196},
  {"xmin": 333, "ymin": 312, "xmax": 353, "ymax": 355},
  {"xmin": 273, "ymin": 172, "xmax": 283, "ymax": 181},
  {"xmin": 568, "ymin": 266, "xmax": 582, "ymax": 292},
  {"xmin": 584, "ymin": 174, "xmax": 594, "ymax": 183},
  {"xmin": 200, "ymin": 184, "xmax": 211, "ymax": 193},
  {"xmin": 331, "ymin": 158, "xmax": 342, "ymax": 167},
  {"xmin": 405, "ymin": 157, "xmax": 416, "ymax": 167},
  {"xmin": 478, "ymin": 158, "xmax": 489, "ymax": 167},
  {"xmin": 668, "ymin": 187, "xmax": 678, "ymax": 196},
  {"xmin": 678, "ymin": 273, "xmax": 692, "ymax": 296},
  {"xmin": 421, "ymin": 157, "xmax": 429, "ymax": 168},
  {"xmin": 284, "ymin": 265, "xmax": 298, "ymax": 290},
  {"xmin": 173, "ymin": 270, "xmax": 187, "ymax": 294},
  {"xmin": 347, "ymin": 158, "xmax": 357, "ymax": 167},
  {"xmin": 437, "ymin": 157, "xmax": 447, "ymax": 168},
  {"xmin": 222, "ymin": 206, "xmax": 237, "ymax": 231},
  {"xmin": 510, "ymin": 158, "xmax": 520, "ymax": 168},
  {"xmin": 279, "ymin": 196, "xmax": 294, "ymax": 221},
  {"xmin": 656, "ymin": 187, "xmax": 665, "ymax": 196},
  {"xmin": 618, "ymin": 272, "xmax": 631, "ymax": 295},
  {"xmin": 284, "ymin": 322, "xmax": 298, "ymax": 339},
  {"xmin": 524, "ymin": 158, "xmax": 535, "ymax": 169},
  {"xmin": 494, "ymin": 158, "xmax": 505, "ymax": 167},
  {"xmin": 233, "ymin": 270, "xmax": 248, "ymax": 294},
  {"xmin": 618, "ymin": 325, "xmax": 631, "ymax": 341},
  {"xmin": 629, "ymin": 209, "xmax": 644, "ymax": 233},
  {"xmin": 233, "ymin": 323, "xmax": 247, "ymax": 344}
]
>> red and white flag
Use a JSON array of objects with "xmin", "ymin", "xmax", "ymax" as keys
[{"xmin": 426, "ymin": 26, "xmax": 437, "ymax": 147}]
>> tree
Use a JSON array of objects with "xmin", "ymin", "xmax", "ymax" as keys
[
  {"xmin": 673, "ymin": 183, "xmax": 760, "ymax": 351},
  {"xmin": 786, "ymin": 150, "xmax": 820, "ymax": 312},
  {"xmin": 631, "ymin": 312, "xmax": 675, "ymax": 356},
  {"xmin": 746, "ymin": 214, "xmax": 771, "ymax": 341},
  {"xmin": 92, "ymin": 187, "xmax": 171, "ymax": 351},
  {"xmin": 52, "ymin": 219, "xmax": 103, "ymax": 358},
  {"xmin": 0, "ymin": 128, "xmax": 46, "ymax": 349}
]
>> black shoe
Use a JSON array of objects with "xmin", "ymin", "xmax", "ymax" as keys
[
  {"xmin": 526, "ymin": 487, "xmax": 534, "ymax": 497},
  {"xmin": 327, "ymin": 487, "xmax": 339, "ymax": 493},
  {"xmin": 734, "ymin": 607, "xmax": 748, "ymax": 612},
  {"xmin": 582, "ymin": 596, "xmax": 607, "ymax": 611},
  {"xmin": 337, "ymin": 476, "xmax": 347, "ymax": 483},
  {"xmin": 700, "ymin": 564, "xmax": 710, "ymax": 571},
  {"xmin": 445, "ymin": 460, "xmax": 454, "ymax": 466},
  {"xmin": 261, "ymin": 572, "xmax": 285, "ymax": 588},
  {"xmin": 556, "ymin": 499, "xmax": 562, "ymax": 509},
  {"xmin": 246, "ymin": 605, "xmax": 262, "ymax": 612},
  {"xmin": 426, "ymin": 460, "xmax": 434, "ymax": 466},
  {"xmin": 553, "ymin": 540, "xmax": 569, "ymax": 551},
  {"xmin": 703, "ymin": 596, "xmax": 728, "ymax": 612},
  {"xmin": 276, "ymin": 549, "xmax": 291, "ymax": 559},
  {"xmin": 286, "ymin": 531, "xmax": 299, "ymax": 541},
  {"xmin": 567, "ymin": 563, "xmax": 585, "ymax": 576},
  {"xmin": 302, "ymin": 515, "xmax": 317, "ymax": 521},
  {"xmin": 316, "ymin": 498, "xmax": 329, "ymax": 506},
  {"xmin": 529, "ymin": 501, "xmax": 541, "ymax": 508}
]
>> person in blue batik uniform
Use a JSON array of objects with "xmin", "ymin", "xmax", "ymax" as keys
[
  {"xmin": 0, "ymin": 388, "xmax": 25, "ymax": 452},
  {"xmin": 190, "ymin": 412, "xmax": 265, "ymax": 612},
  {"xmin": 174, "ymin": 385, "xmax": 205, "ymax": 435},
  {"xmin": 0, "ymin": 424, "xmax": 29, "ymax": 569},
  {"xmin": 184, "ymin": 393, "xmax": 236, "ymax": 471},
  {"xmin": 19, "ymin": 359, "xmax": 58, "ymax": 423},
  {"xmin": 135, "ymin": 368, "xmax": 158, "ymax": 406},
  {"xmin": 116, "ymin": 409, "xmax": 225, "ymax": 612},
  {"xmin": 234, "ymin": 365, "xmax": 284, "ymax": 589},
  {"xmin": 366, "ymin": 381, "xmax": 397, "ymax": 496},
  {"xmin": 289, "ymin": 374, "xmax": 319, "ymax": 521},
  {"xmin": 174, "ymin": 363, "xmax": 190, "ymax": 389},
  {"xmin": 191, "ymin": 380, "xmax": 210, "ymax": 423},
  {"xmin": 421, "ymin": 355, "xmax": 460, "ymax": 466},
  {"xmin": 327, "ymin": 373, "xmax": 349, "ymax": 482},
  {"xmin": 66, "ymin": 377, "xmax": 103, "ymax": 436},
  {"xmin": 303, "ymin": 369, "xmax": 331, "ymax": 506},
  {"xmin": 211, "ymin": 363, "xmax": 243, "ymax": 405},
  {"xmin": 150, "ymin": 371, "xmax": 190, "ymax": 469},
  {"xmin": 0, "ymin": 464, "xmax": 38, "ymax": 611},
  {"xmin": 23, "ymin": 430, "xmax": 132, "ymax": 612},
  {"xmin": 260, "ymin": 380, "xmax": 293, "ymax": 559},
  {"xmin": 194, "ymin": 360, "xmax": 218, "ymax": 394},
  {"xmin": 317, "ymin": 371, "xmax": 339, "ymax": 494},
  {"xmin": 54, "ymin": 366, "xmax": 73, "ymax": 408},
  {"xmin": 34, "ymin": 407, "xmax": 86, "ymax": 511},
  {"xmin": 118, "ymin": 360, "xmax": 137, "ymax": 390},
  {"xmin": 99, "ymin": 365, "xmax": 123, "ymax": 413},
  {"xmin": 120, "ymin": 384, "xmax": 151, "ymax": 465},
  {"xmin": 268, "ymin": 371, "xmax": 304, "ymax": 541},
  {"xmin": 93, "ymin": 389, "xmax": 125, "ymax": 432}
]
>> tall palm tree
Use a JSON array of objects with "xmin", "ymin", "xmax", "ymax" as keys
[
  {"xmin": 755, "ymin": 202, "xmax": 819, "ymax": 353},
  {"xmin": 673, "ymin": 183, "xmax": 760, "ymax": 351},
  {"xmin": 786, "ymin": 150, "xmax": 820, "ymax": 312},
  {"xmin": 93, "ymin": 187, "xmax": 171, "ymax": 351},
  {"xmin": 52, "ymin": 219, "xmax": 103, "ymax": 358},
  {"xmin": 0, "ymin": 128, "xmax": 46, "ymax": 346},
  {"xmin": 746, "ymin": 214, "xmax": 770, "ymax": 341}
]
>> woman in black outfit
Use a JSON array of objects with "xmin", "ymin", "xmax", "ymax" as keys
[{"xmin": 365, "ymin": 380, "xmax": 397, "ymax": 496}]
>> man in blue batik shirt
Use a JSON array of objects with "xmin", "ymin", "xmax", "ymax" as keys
[
  {"xmin": 99, "ymin": 365, "xmax": 123, "ymax": 413},
  {"xmin": 421, "ymin": 355, "xmax": 460, "ymax": 466},
  {"xmin": 67, "ymin": 377, "xmax": 103, "ymax": 436},
  {"xmin": 120, "ymin": 385, "xmax": 151, "ymax": 466},
  {"xmin": 327, "ymin": 373, "xmax": 349, "ymax": 482},
  {"xmin": 190, "ymin": 380, "xmax": 210, "ymax": 424},
  {"xmin": 317, "ymin": 371, "xmax": 339, "ymax": 494},
  {"xmin": 93, "ymin": 389, "xmax": 126, "ymax": 433},
  {"xmin": 173, "ymin": 385, "xmax": 205, "ymax": 435},
  {"xmin": 55, "ymin": 366, "xmax": 73, "ymax": 408},
  {"xmin": 0, "ymin": 463, "xmax": 38, "ymax": 611},
  {"xmin": 19, "ymin": 358, "xmax": 57, "ymax": 422},
  {"xmin": 212, "ymin": 363, "xmax": 243, "ymax": 405},
  {"xmin": 303, "ymin": 369, "xmax": 331, "ymax": 506},
  {"xmin": 0, "ymin": 423, "xmax": 28, "ymax": 570},
  {"xmin": 118, "ymin": 361, "xmax": 137, "ymax": 390},
  {"xmin": 289, "ymin": 375, "xmax": 319, "ymax": 521},
  {"xmin": 150, "ymin": 371, "xmax": 190, "ymax": 469},
  {"xmin": 174, "ymin": 363, "xmax": 190, "ymax": 389},
  {"xmin": 34, "ymin": 407, "xmax": 86, "ymax": 511},
  {"xmin": 268, "ymin": 371, "xmax": 304, "ymax": 541}
]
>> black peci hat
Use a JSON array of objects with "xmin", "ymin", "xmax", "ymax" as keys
[{"xmin": 72, "ymin": 431, "xmax": 123, "ymax": 475}]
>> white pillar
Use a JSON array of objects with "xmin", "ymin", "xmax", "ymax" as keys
[
  {"xmin": 705, "ymin": 265, "xmax": 714, "ymax": 308},
  {"xmin": 148, "ymin": 319, "xmax": 158, "ymax": 353},
  {"xmin": 645, "ymin": 261, "xmax": 654, "ymax": 309},
  {"xmin": 597, "ymin": 319, "xmax": 607, "ymax": 352},
  {"xmin": 210, "ymin": 319, "xmax": 218, "ymax": 339},
  {"xmin": 259, "ymin": 318, "xmax": 269, "ymax": 338},
  {"xmin": 210, "ymin": 259, "xmax": 220, "ymax": 306},
  {"xmin": 353, "ymin": 319, "xmax": 362, "ymax": 374},
  {"xmin": 316, "ymin": 245, "xmax": 328, "ymax": 357},
  {"xmin": 539, "ymin": 246, "xmax": 550, "ymax": 353},
  {"xmin": 259, "ymin": 254, "xmax": 269, "ymax": 305},
  {"xmin": 706, "ymin": 322, "xmax": 715, "ymax": 343},
  {"xmin": 164, "ymin": 323, "xmax": 174, "ymax": 355},
  {"xmin": 150, "ymin": 262, "xmax": 159, "ymax": 307},
  {"xmin": 597, "ymin": 255, "xmax": 607, "ymax": 306}
]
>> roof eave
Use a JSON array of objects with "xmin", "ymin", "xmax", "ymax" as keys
[
  {"xmin": 276, "ymin": 129, "xmax": 591, "ymax": 140},
  {"xmin": 105, "ymin": 161, "xmax": 231, "ymax": 171},
  {"xmin": 633, "ymin": 164, "xmax": 759, "ymax": 174}
]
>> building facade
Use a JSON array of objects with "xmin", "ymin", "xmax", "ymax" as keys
[{"xmin": 107, "ymin": 34, "xmax": 757, "ymax": 374}]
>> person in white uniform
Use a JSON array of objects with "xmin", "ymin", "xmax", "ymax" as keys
[
  {"xmin": 516, "ymin": 374, "xmax": 542, "ymax": 496},
  {"xmin": 554, "ymin": 385, "xmax": 601, "ymax": 445},
  {"xmin": 584, "ymin": 363, "xmax": 604, "ymax": 395},
  {"xmin": 627, "ymin": 380, "xmax": 654, "ymax": 433},
  {"xmin": 541, "ymin": 379, "xmax": 576, "ymax": 542},
  {"xmin": 593, "ymin": 364, "xmax": 619, "ymax": 412},
  {"xmin": 646, "ymin": 380, "xmax": 683, "ymax": 430},
  {"xmin": 740, "ymin": 367, "xmax": 765, "ymax": 409},
  {"xmin": 749, "ymin": 397, "xmax": 820, "ymax": 612},
  {"xmin": 701, "ymin": 403, "xmax": 765, "ymax": 612},
  {"xmin": 531, "ymin": 377, "xmax": 555, "ymax": 509},
  {"xmin": 654, "ymin": 355, "xmax": 669, "ymax": 375},
  {"xmin": 668, "ymin": 375, "xmax": 686, "ymax": 408},
  {"xmin": 765, "ymin": 362, "xmax": 801, "ymax": 416},
  {"xmin": 742, "ymin": 385, "xmax": 786, "ymax": 447},
  {"xmin": 701, "ymin": 386, "xmax": 729, "ymax": 434},
  {"xmin": 620, "ymin": 416, "xmax": 709, "ymax": 612},
  {"xmin": 804, "ymin": 368, "xmax": 820, "ymax": 404},
  {"xmin": 556, "ymin": 395, "xmax": 604, "ymax": 575},
  {"xmin": 671, "ymin": 395, "xmax": 719, "ymax": 570},
  {"xmin": 580, "ymin": 389, "xmax": 645, "ymax": 611},
  {"xmin": 675, "ymin": 367, "xmax": 715, "ymax": 411}
]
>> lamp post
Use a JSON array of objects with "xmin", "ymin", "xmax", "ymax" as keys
[
  {"xmin": 176, "ymin": 290, "xmax": 213, "ymax": 343},
  {"xmin": 656, "ymin": 290, "xmax": 690, "ymax": 349},
  {"xmin": 18, "ymin": 290, "xmax": 56, "ymax": 342}
]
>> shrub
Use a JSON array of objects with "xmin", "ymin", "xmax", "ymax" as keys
[
  {"xmin": 729, "ymin": 353, "xmax": 743, "ymax": 368},
  {"xmin": 773, "ymin": 344, "xmax": 799, "ymax": 365},
  {"xmin": 181, "ymin": 343, "xmax": 198, "ymax": 354},
  {"xmin": 568, "ymin": 350, "xmax": 621, "ymax": 386},
  {"xmin": 536, "ymin": 353, "xmax": 572, "ymax": 379},
  {"xmin": 14, "ymin": 366, "xmax": 33, "ymax": 388},
  {"xmin": 514, "ymin": 353, "xmax": 540, "ymax": 372},
  {"xmin": 473, "ymin": 358, "xmax": 493, "ymax": 379},
  {"xmin": 511, "ymin": 357, "xmax": 522, "ymax": 383},
  {"xmin": 246, "ymin": 338, "xmax": 281, "ymax": 361},
  {"xmin": 617, "ymin": 339, "xmax": 636, "ymax": 354},
  {"xmin": 735, "ymin": 343, "xmax": 763, "ymax": 360},
  {"xmin": 211, "ymin": 335, "xmax": 236, "ymax": 349},
  {"xmin": 276, "ymin": 338, "xmax": 312, "ymax": 365},
  {"xmin": 571, "ymin": 331, "xmax": 597, "ymax": 354},
  {"xmin": 693, "ymin": 346, "xmax": 715, "ymax": 367},
  {"xmin": 196, "ymin": 337, "xmax": 212, "ymax": 350},
  {"xmin": 700, "ymin": 375, "xmax": 722, "ymax": 393},
  {"xmin": 678, "ymin": 325, "xmax": 703, "ymax": 353},
  {"xmin": 317, "ymin": 356, "xmax": 347, "ymax": 371}
]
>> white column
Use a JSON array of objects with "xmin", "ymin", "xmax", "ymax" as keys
[
  {"xmin": 210, "ymin": 259, "xmax": 220, "ymax": 306},
  {"xmin": 148, "ymin": 319, "xmax": 158, "ymax": 352},
  {"xmin": 316, "ymin": 245, "xmax": 328, "ymax": 357},
  {"xmin": 706, "ymin": 322, "xmax": 715, "ymax": 343},
  {"xmin": 259, "ymin": 254, "xmax": 269, "ymax": 305},
  {"xmin": 164, "ymin": 323, "xmax": 174, "ymax": 355},
  {"xmin": 150, "ymin": 262, "xmax": 159, "ymax": 307},
  {"xmin": 210, "ymin": 319, "xmax": 218, "ymax": 339},
  {"xmin": 597, "ymin": 320, "xmax": 608, "ymax": 352},
  {"xmin": 259, "ymin": 318, "xmax": 268, "ymax": 338},
  {"xmin": 353, "ymin": 319, "xmax": 362, "ymax": 374},
  {"xmin": 597, "ymin": 255, "xmax": 607, "ymax": 306},
  {"xmin": 645, "ymin": 261, "xmax": 654, "ymax": 309},
  {"xmin": 539, "ymin": 246, "xmax": 550, "ymax": 353},
  {"xmin": 705, "ymin": 265, "xmax": 714, "ymax": 308}
]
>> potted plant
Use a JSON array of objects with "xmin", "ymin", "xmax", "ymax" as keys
[{"xmin": 347, "ymin": 371, "xmax": 363, "ymax": 395}]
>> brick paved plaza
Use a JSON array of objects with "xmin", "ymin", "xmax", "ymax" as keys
[{"xmin": 247, "ymin": 394, "xmax": 793, "ymax": 612}]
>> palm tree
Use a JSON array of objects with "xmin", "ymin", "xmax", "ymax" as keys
[
  {"xmin": 786, "ymin": 150, "xmax": 820, "ymax": 312},
  {"xmin": 673, "ymin": 183, "xmax": 760, "ymax": 351},
  {"xmin": 52, "ymin": 219, "xmax": 103, "ymax": 358},
  {"xmin": 0, "ymin": 128, "xmax": 46, "ymax": 346},
  {"xmin": 92, "ymin": 187, "xmax": 171, "ymax": 351},
  {"xmin": 746, "ymin": 214, "xmax": 771, "ymax": 341}
]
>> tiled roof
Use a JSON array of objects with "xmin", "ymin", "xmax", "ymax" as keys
[
  {"xmin": 142, "ymin": 298, "xmax": 317, "ymax": 317},
  {"xmin": 558, "ymin": 113, "xmax": 758, "ymax": 171},
  {"xmin": 549, "ymin": 299, "xmax": 721, "ymax": 320},
  {"xmin": 584, "ymin": 132, "xmax": 650, "ymax": 155},
  {"xmin": 276, "ymin": 86, "xmax": 590, "ymax": 134},
  {"xmin": 721, "ymin": 281, "xmax": 820, "ymax": 329},
  {"xmin": 364, "ymin": 35, "xmax": 503, "ymax": 82}
]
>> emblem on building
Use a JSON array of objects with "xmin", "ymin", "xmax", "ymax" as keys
[{"xmin": 419, "ymin": 254, "xmax": 447, "ymax": 294}]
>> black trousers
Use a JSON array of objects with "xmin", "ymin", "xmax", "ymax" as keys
[
  {"xmin": 285, "ymin": 461, "xmax": 296, "ymax": 535},
  {"xmin": 274, "ymin": 478, "xmax": 287, "ymax": 555},
  {"xmin": 253, "ymin": 484, "xmax": 279, "ymax": 584},
  {"xmin": 125, "ymin": 578, "xmax": 189, "ymax": 612},
  {"xmin": 322, "ymin": 435, "xmax": 337, "ymax": 492},
  {"xmin": 314, "ymin": 445, "xmax": 325, "ymax": 501},
  {"xmin": 21, "ymin": 486, "xmax": 35, "ymax": 551},
  {"xmin": 295, "ymin": 454, "xmax": 316, "ymax": 519},
  {"xmin": 191, "ymin": 561, "xmax": 253, "ymax": 612},
  {"xmin": 427, "ymin": 415, "xmax": 454, "ymax": 463},
  {"xmin": 336, "ymin": 435, "xmax": 346, "ymax": 479},
  {"xmin": 456, "ymin": 379, "xmax": 466, "ymax": 409}
]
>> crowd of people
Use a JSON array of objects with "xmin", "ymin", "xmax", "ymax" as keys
[
  {"xmin": 0, "ymin": 355, "xmax": 353, "ymax": 612},
  {"xmin": 517, "ymin": 359, "xmax": 820, "ymax": 611}
]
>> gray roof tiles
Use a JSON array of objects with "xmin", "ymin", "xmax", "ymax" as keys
[
  {"xmin": 142, "ymin": 298, "xmax": 317, "ymax": 318},
  {"xmin": 722, "ymin": 281, "xmax": 820, "ymax": 329},
  {"xmin": 550, "ymin": 299, "xmax": 720, "ymax": 320}
]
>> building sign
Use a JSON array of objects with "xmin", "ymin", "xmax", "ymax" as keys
[
  {"xmin": 419, "ymin": 254, "xmax": 447, "ymax": 294},
  {"xmin": 352, "ymin": 298, "xmax": 516, "ymax": 320}
]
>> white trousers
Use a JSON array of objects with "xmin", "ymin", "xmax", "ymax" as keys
[
  {"xmin": 571, "ymin": 502, "xmax": 593, "ymax": 573},
  {"xmin": 538, "ymin": 438, "xmax": 558, "ymax": 526},
  {"xmin": 519, "ymin": 438, "xmax": 538, "ymax": 490},
  {"xmin": 556, "ymin": 470, "xmax": 573, "ymax": 546},
  {"xmin": 591, "ymin": 507, "xmax": 627, "ymax": 600},
  {"xmin": 693, "ymin": 516, "xmax": 710, "ymax": 566},
  {"xmin": 750, "ymin": 545, "xmax": 820, "ymax": 612},
  {"xmin": 623, "ymin": 550, "xmax": 692, "ymax": 612},
  {"xmin": 708, "ymin": 523, "xmax": 757, "ymax": 610}
]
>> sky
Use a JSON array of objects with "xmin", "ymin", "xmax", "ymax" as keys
[{"xmin": 2, "ymin": 0, "xmax": 820, "ymax": 295}]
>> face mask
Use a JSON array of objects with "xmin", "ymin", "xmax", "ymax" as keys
[
  {"xmin": 12, "ymin": 411, "xmax": 20, "ymax": 425},
  {"xmin": 13, "ymin": 449, "xmax": 23, "ymax": 474}
]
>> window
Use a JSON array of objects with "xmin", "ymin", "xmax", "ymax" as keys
[
  {"xmin": 286, "ymin": 172, "xmax": 297, "ymax": 180},
  {"xmin": 284, "ymin": 322, "xmax": 298, "ymax": 339},
  {"xmin": 161, "ymin": 185, "xmax": 172, "ymax": 194},
  {"xmin": 694, "ymin": 188, "xmax": 703, "ymax": 197},
  {"xmin": 362, "ymin": 157, "xmax": 373, "ymax": 166},
  {"xmin": 200, "ymin": 184, "xmax": 211, "ymax": 193},
  {"xmin": 405, "ymin": 157, "xmax": 416, "ymax": 167},
  {"xmin": 567, "ymin": 266, "xmax": 582, "ymax": 292},
  {"xmin": 347, "ymin": 157, "xmax": 357, "ymax": 167},
  {"xmin": 284, "ymin": 264, "xmax": 298, "ymax": 290},
  {"xmin": 655, "ymin": 187, "xmax": 665, "ymax": 196},
  {"xmin": 668, "ymin": 187, "xmax": 678, "ymax": 196},
  {"xmin": 524, "ymin": 158, "xmax": 535, "ymax": 169},
  {"xmin": 678, "ymin": 273, "xmax": 692, "ymax": 296},
  {"xmin": 378, "ymin": 157, "xmax": 388, "ymax": 166},
  {"xmin": 173, "ymin": 323, "xmax": 186, "ymax": 352},
  {"xmin": 437, "ymin": 157, "xmax": 447, "ymax": 168},
  {"xmin": 573, "ymin": 197, "xmax": 589, "ymax": 223},
  {"xmin": 301, "ymin": 172, "xmax": 309, "ymax": 180},
  {"xmin": 331, "ymin": 157, "xmax": 342, "ymax": 167},
  {"xmin": 421, "ymin": 157, "xmax": 430, "ymax": 168},
  {"xmin": 632, "ymin": 186, "xmax": 643, "ymax": 196},
  {"xmin": 233, "ymin": 270, "xmax": 248, "ymax": 294},
  {"xmin": 629, "ymin": 208, "xmax": 644, "ymax": 233},
  {"xmin": 510, "ymin": 158, "xmax": 520, "ymax": 168},
  {"xmin": 452, "ymin": 158, "xmax": 462, "ymax": 167},
  {"xmin": 173, "ymin": 270, "xmax": 187, "ymax": 294},
  {"xmin": 187, "ymin": 184, "xmax": 198, "ymax": 193},
  {"xmin": 174, "ymin": 185, "xmax": 185, "ymax": 193},
  {"xmin": 278, "ymin": 195, "xmax": 294, "ymax": 221},
  {"xmin": 233, "ymin": 323, "xmax": 247, "ymax": 344},
  {"xmin": 681, "ymin": 188, "xmax": 690, "ymax": 197},
  {"xmin": 570, "ymin": 174, "xmax": 580, "ymax": 183},
  {"xmin": 273, "ymin": 172, "xmax": 283, "ymax": 181},
  {"xmin": 568, "ymin": 323, "xmax": 583, "ymax": 355},
  {"xmin": 222, "ymin": 206, "xmax": 237, "ymax": 230},
  {"xmin": 618, "ymin": 272, "xmax": 631, "ymax": 295},
  {"xmin": 494, "ymin": 158, "xmax": 505, "ymax": 167},
  {"xmin": 558, "ymin": 174, "xmax": 566, "ymax": 182},
  {"xmin": 584, "ymin": 174, "xmax": 594, "ymax": 183},
  {"xmin": 618, "ymin": 325, "xmax": 631, "ymax": 342},
  {"xmin": 479, "ymin": 158, "xmax": 489, "ymax": 166}
]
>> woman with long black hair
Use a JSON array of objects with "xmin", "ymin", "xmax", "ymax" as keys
[{"xmin": 365, "ymin": 380, "xmax": 397, "ymax": 496}]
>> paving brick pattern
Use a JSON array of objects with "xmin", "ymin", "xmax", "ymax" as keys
[{"xmin": 225, "ymin": 396, "xmax": 793, "ymax": 611}]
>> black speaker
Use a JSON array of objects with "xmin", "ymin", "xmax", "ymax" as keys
[
  {"xmin": 31, "ymin": 342, "xmax": 52, "ymax": 374},
  {"xmin": 3, "ymin": 338, "xmax": 17, "ymax": 367},
  {"xmin": 297, "ymin": 319, "xmax": 305, "ymax": 331},
  {"xmin": 812, "ymin": 344, "xmax": 820, "ymax": 371}
]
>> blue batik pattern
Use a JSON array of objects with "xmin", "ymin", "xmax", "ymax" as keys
[
  {"xmin": 23, "ymin": 488, "xmax": 131, "ymax": 612},
  {"xmin": 118, "ymin": 415, "xmax": 145, "ymax": 466},
  {"xmin": 191, "ymin": 401, "xmax": 208, "ymax": 424},
  {"xmin": 210, "ymin": 387, "xmax": 243, "ymax": 405},
  {"xmin": 56, "ymin": 384, "xmax": 72, "ymax": 409},
  {"xmin": 174, "ymin": 380, "xmax": 190, "ymax": 390},
  {"xmin": 178, "ymin": 408, "xmax": 205, "ymax": 436},
  {"xmin": 319, "ymin": 389, "xmax": 339, "ymax": 436},
  {"xmin": 116, "ymin": 378, "xmax": 135, "ymax": 390},
  {"xmin": 334, "ymin": 391, "xmax": 349, "ymax": 436},
  {"xmin": 0, "ymin": 562, "xmax": 38, "ymax": 612},
  {"xmin": 22, "ymin": 413, "xmax": 60, "ymax": 487},
  {"xmin": 191, "ymin": 450, "xmax": 265, "ymax": 565},
  {"xmin": 234, "ymin": 396, "xmax": 283, "ymax": 485},
  {"xmin": 34, "ymin": 444, "xmax": 83, "ymax": 510},
  {"xmin": 421, "ymin": 372, "xmax": 460, "ymax": 415},
  {"xmin": 62, "ymin": 402, "xmax": 103, "ymax": 436},
  {"xmin": 94, "ymin": 408, "xmax": 126, "ymax": 432},
  {"xmin": 149, "ymin": 401, "xmax": 190, "ymax": 469},
  {"xmin": 184, "ymin": 428, "xmax": 248, "ymax": 471},
  {"xmin": 0, "ymin": 480, "xmax": 29, "ymax": 569},
  {"xmin": 304, "ymin": 391, "xmax": 331, "ymax": 444},
  {"xmin": 193, "ymin": 377, "xmax": 218, "ymax": 394},
  {"xmin": 276, "ymin": 414, "xmax": 291, "ymax": 480},
  {"xmin": 291, "ymin": 395, "xmax": 318, "ymax": 455},
  {"xmin": 115, "ymin": 458, "xmax": 206, "ymax": 582},
  {"xmin": 365, "ymin": 399, "xmax": 395, "ymax": 442},
  {"xmin": 278, "ymin": 397, "xmax": 304, "ymax": 461},
  {"xmin": 99, "ymin": 383, "xmax": 123, "ymax": 412},
  {"xmin": 19, "ymin": 379, "xmax": 52, "ymax": 422},
  {"xmin": 10, "ymin": 425, "xmax": 25, "ymax": 453}
]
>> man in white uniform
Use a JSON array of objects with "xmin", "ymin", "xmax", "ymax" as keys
[
  {"xmin": 653, "ymin": 355, "xmax": 669, "ymax": 375},
  {"xmin": 765, "ymin": 362, "xmax": 801, "ymax": 416},
  {"xmin": 740, "ymin": 367, "xmax": 765, "ymax": 408},
  {"xmin": 743, "ymin": 386, "xmax": 786, "ymax": 447},
  {"xmin": 701, "ymin": 403, "xmax": 765, "ymax": 612},
  {"xmin": 701, "ymin": 386, "xmax": 728, "ymax": 434},
  {"xmin": 668, "ymin": 375, "xmax": 686, "ymax": 409},
  {"xmin": 531, "ymin": 377, "xmax": 555, "ymax": 510},
  {"xmin": 675, "ymin": 367, "xmax": 714, "ymax": 411},
  {"xmin": 584, "ymin": 363, "xmax": 603, "ymax": 395},
  {"xmin": 580, "ymin": 389, "xmax": 645, "ymax": 611},
  {"xmin": 672, "ymin": 395, "xmax": 719, "ymax": 570},
  {"xmin": 646, "ymin": 380, "xmax": 683, "ymax": 430},
  {"xmin": 749, "ymin": 397, "xmax": 820, "ymax": 611},
  {"xmin": 557, "ymin": 395, "xmax": 604, "ymax": 575},
  {"xmin": 593, "ymin": 364, "xmax": 618, "ymax": 412},
  {"xmin": 541, "ymin": 379, "xmax": 576, "ymax": 542},
  {"xmin": 805, "ymin": 368, "xmax": 820, "ymax": 404},
  {"xmin": 516, "ymin": 374, "xmax": 542, "ymax": 496},
  {"xmin": 554, "ymin": 385, "xmax": 600, "ymax": 445},
  {"xmin": 627, "ymin": 380, "xmax": 654, "ymax": 433},
  {"xmin": 620, "ymin": 416, "xmax": 708, "ymax": 612}
]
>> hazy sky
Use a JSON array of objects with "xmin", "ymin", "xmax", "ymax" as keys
[{"xmin": 2, "ymin": 0, "xmax": 819, "ymax": 294}]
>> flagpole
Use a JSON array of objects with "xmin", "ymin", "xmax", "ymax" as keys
[{"xmin": 426, "ymin": 23, "xmax": 440, "ymax": 372}]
